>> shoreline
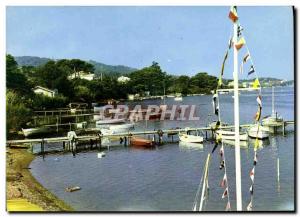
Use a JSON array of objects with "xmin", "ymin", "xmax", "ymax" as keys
[{"xmin": 6, "ymin": 147, "xmax": 73, "ymax": 212}]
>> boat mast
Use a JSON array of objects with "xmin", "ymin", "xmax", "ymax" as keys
[
  {"xmin": 233, "ymin": 16, "xmax": 242, "ymax": 211},
  {"xmin": 272, "ymin": 86, "xmax": 275, "ymax": 116}
]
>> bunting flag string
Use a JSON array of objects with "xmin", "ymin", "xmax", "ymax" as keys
[
  {"xmin": 237, "ymin": 24, "xmax": 243, "ymax": 37},
  {"xmin": 253, "ymin": 78, "xmax": 261, "ymax": 88},
  {"xmin": 218, "ymin": 142, "xmax": 231, "ymax": 211},
  {"xmin": 240, "ymin": 52, "xmax": 250, "ymax": 74},
  {"xmin": 212, "ymin": 93, "xmax": 219, "ymax": 116},
  {"xmin": 248, "ymin": 65, "xmax": 255, "ymax": 75},
  {"xmin": 254, "ymin": 106, "xmax": 262, "ymax": 122}
]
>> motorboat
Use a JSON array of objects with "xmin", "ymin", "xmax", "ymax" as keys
[
  {"xmin": 130, "ymin": 136, "xmax": 154, "ymax": 148},
  {"xmin": 174, "ymin": 96, "xmax": 183, "ymax": 101},
  {"xmin": 109, "ymin": 123, "xmax": 134, "ymax": 131},
  {"xmin": 96, "ymin": 118, "xmax": 126, "ymax": 125},
  {"xmin": 178, "ymin": 132, "xmax": 203, "ymax": 143},
  {"xmin": 215, "ymin": 130, "xmax": 248, "ymax": 141},
  {"xmin": 248, "ymin": 124, "xmax": 270, "ymax": 139},
  {"xmin": 22, "ymin": 127, "xmax": 51, "ymax": 137}
]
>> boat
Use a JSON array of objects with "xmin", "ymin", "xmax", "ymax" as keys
[
  {"xmin": 130, "ymin": 136, "xmax": 154, "ymax": 147},
  {"xmin": 174, "ymin": 96, "xmax": 183, "ymax": 101},
  {"xmin": 97, "ymin": 152, "xmax": 106, "ymax": 158},
  {"xmin": 22, "ymin": 127, "xmax": 50, "ymax": 137},
  {"xmin": 65, "ymin": 186, "xmax": 81, "ymax": 192},
  {"xmin": 215, "ymin": 130, "xmax": 248, "ymax": 141},
  {"xmin": 248, "ymin": 124, "xmax": 270, "ymax": 139},
  {"xmin": 109, "ymin": 123, "xmax": 134, "ymax": 131},
  {"xmin": 96, "ymin": 118, "xmax": 126, "ymax": 125},
  {"xmin": 262, "ymin": 87, "xmax": 283, "ymax": 127},
  {"xmin": 178, "ymin": 132, "xmax": 203, "ymax": 143}
]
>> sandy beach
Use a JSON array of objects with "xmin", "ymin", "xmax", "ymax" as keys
[{"xmin": 6, "ymin": 147, "xmax": 73, "ymax": 212}]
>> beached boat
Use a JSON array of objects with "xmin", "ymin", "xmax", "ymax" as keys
[
  {"xmin": 22, "ymin": 127, "xmax": 50, "ymax": 137},
  {"xmin": 178, "ymin": 132, "xmax": 203, "ymax": 143},
  {"xmin": 216, "ymin": 130, "xmax": 248, "ymax": 141},
  {"xmin": 248, "ymin": 124, "xmax": 270, "ymax": 139},
  {"xmin": 130, "ymin": 136, "xmax": 154, "ymax": 147},
  {"xmin": 96, "ymin": 118, "xmax": 126, "ymax": 125}
]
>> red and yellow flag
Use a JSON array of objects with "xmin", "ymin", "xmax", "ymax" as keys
[
  {"xmin": 235, "ymin": 37, "xmax": 246, "ymax": 50},
  {"xmin": 228, "ymin": 6, "xmax": 238, "ymax": 22}
]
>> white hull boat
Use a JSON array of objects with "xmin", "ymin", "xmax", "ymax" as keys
[
  {"xmin": 248, "ymin": 124, "xmax": 270, "ymax": 139},
  {"xmin": 109, "ymin": 123, "xmax": 134, "ymax": 131},
  {"xmin": 262, "ymin": 115, "xmax": 283, "ymax": 126},
  {"xmin": 174, "ymin": 96, "xmax": 183, "ymax": 101},
  {"xmin": 178, "ymin": 133, "xmax": 203, "ymax": 143},
  {"xmin": 216, "ymin": 130, "xmax": 248, "ymax": 141},
  {"xmin": 22, "ymin": 127, "xmax": 50, "ymax": 137},
  {"xmin": 96, "ymin": 118, "xmax": 126, "ymax": 125}
]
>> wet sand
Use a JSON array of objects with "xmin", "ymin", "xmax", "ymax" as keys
[{"xmin": 6, "ymin": 147, "xmax": 73, "ymax": 212}]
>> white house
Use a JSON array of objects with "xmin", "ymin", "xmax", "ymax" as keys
[
  {"xmin": 33, "ymin": 86, "xmax": 57, "ymax": 98},
  {"xmin": 68, "ymin": 71, "xmax": 95, "ymax": 81},
  {"xmin": 117, "ymin": 76, "xmax": 130, "ymax": 83}
]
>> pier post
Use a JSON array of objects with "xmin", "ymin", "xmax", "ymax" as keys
[
  {"xmin": 63, "ymin": 141, "xmax": 65, "ymax": 151},
  {"xmin": 98, "ymin": 134, "xmax": 102, "ymax": 151},
  {"xmin": 41, "ymin": 138, "xmax": 45, "ymax": 160}
]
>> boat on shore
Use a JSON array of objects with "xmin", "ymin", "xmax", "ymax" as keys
[
  {"xmin": 248, "ymin": 124, "xmax": 270, "ymax": 139},
  {"xmin": 215, "ymin": 130, "xmax": 248, "ymax": 141},
  {"xmin": 130, "ymin": 136, "xmax": 154, "ymax": 147}
]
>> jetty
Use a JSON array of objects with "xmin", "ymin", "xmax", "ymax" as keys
[{"xmin": 7, "ymin": 121, "xmax": 294, "ymax": 157}]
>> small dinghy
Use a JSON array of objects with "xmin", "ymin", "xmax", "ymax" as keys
[
  {"xmin": 97, "ymin": 152, "xmax": 106, "ymax": 158},
  {"xmin": 248, "ymin": 124, "xmax": 270, "ymax": 139},
  {"xmin": 65, "ymin": 186, "xmax": 81, "ymax": 192},
  {"xmin": 216, "ymin": 130, "xmax": 248, "ymax": 141},
  {"xmin": 96, "ymin": 118, "xmax": 126, "ymax": 125},
  {"xmin": 130, "ymin": 137, "xmax": 154, "ymax": 148},
  {"xmin": 178, "ymin": 132, "xmax": 203, "ymax": 143}
]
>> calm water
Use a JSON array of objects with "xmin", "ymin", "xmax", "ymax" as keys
[{"xmin": 30, "ymin": 87, "xmax": 295, "ymax": 211}]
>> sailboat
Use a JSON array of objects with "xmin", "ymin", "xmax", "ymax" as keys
[{"xmin": 262, "ymin": 86, "xmax": 283, "ymax": 126}]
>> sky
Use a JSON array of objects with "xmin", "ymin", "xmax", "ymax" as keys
[{"xmin": 6, "ymin": 6, "xmax": 294, "ymax": 80}]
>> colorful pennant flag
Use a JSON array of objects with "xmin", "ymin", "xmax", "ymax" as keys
[
  {"xmin": 256, "ymin": 95, "xmax": 262, "ymax": 107},
  {"xmin": 254, "ymin": 138, "xmax": 259, "ymax": 151},
  {"xmin": 254, "ymin": 106, "xmax": 262, "ymax": 121},
  {"xmin": 235, "ymin": 37, "xmax": 246, "ymax": 50},
  {"xmin": 253, "ymin": 78, "xmax": 260, "ymax": 88},
  {"xmin": 225, "ymin": 201, "xmax": 231, "ymax": 211},
  {"xmin": 237, "ymin": 25, "xmax": 243, "ymax": 37},
  {"xmin": 228, "ymin": 37, "xmax": 233, "ymax": 49},
  {"xmin": 221, "ymin": 50, "xmax": 229, "ymax": 76},
  {"xmin": 220, "ymin": 173, "xmax": 227, "ymax": 188},
  {"xmin": 247, "ymin": 200, "xmax": 253, "ymax": 211},
  {"xmin": 249, "ymin": 185, "xmax": 254, "ymax": 195},
  {"xmin": 220, "ymin": 145, "xmax": 224, "ymax": 157},
  {"xmin": 243, "ymin": 53, "xmax": 250, "ymax": 63},
  {"xmin": 228, "ymin": 6, "xmax": 238, "ymax": 23},
  {"xmin": 222, "ymin": 187, "xmax": 228, "ymax": 199},
  {"xmin": 219, "ymin": 160, "xmax": 225, "ymax": 170},
  {"xmin": 212, "ymin": 93, "xmax": 219, "ymax": 115},
  {"xmin": 218, "ymin": 76, "xmax": 223, "ymax": 87},
  {"xmin": 250, "ymin": 167, "xmax": 255, "ymax": 182},
  {"xmin": 254, "ymin": 152, "xmax": 257, "ymax": 165},
  {"xmin": 248, "ymin": 65, "xmax": 255, "ymax": 75}
]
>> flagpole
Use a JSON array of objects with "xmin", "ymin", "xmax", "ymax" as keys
[{"xmin": 233, "ymin": 17, "xmax": 243, "ymax": 211}]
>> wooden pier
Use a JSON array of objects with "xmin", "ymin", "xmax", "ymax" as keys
[{"xmin": 7, "ymin": 121, "xmax": 294, "ymax": 158}]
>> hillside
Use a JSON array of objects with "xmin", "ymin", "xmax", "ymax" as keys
[{"xmin": 14, "ymin": 56, "xmax": 138, "ymax": 75}]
